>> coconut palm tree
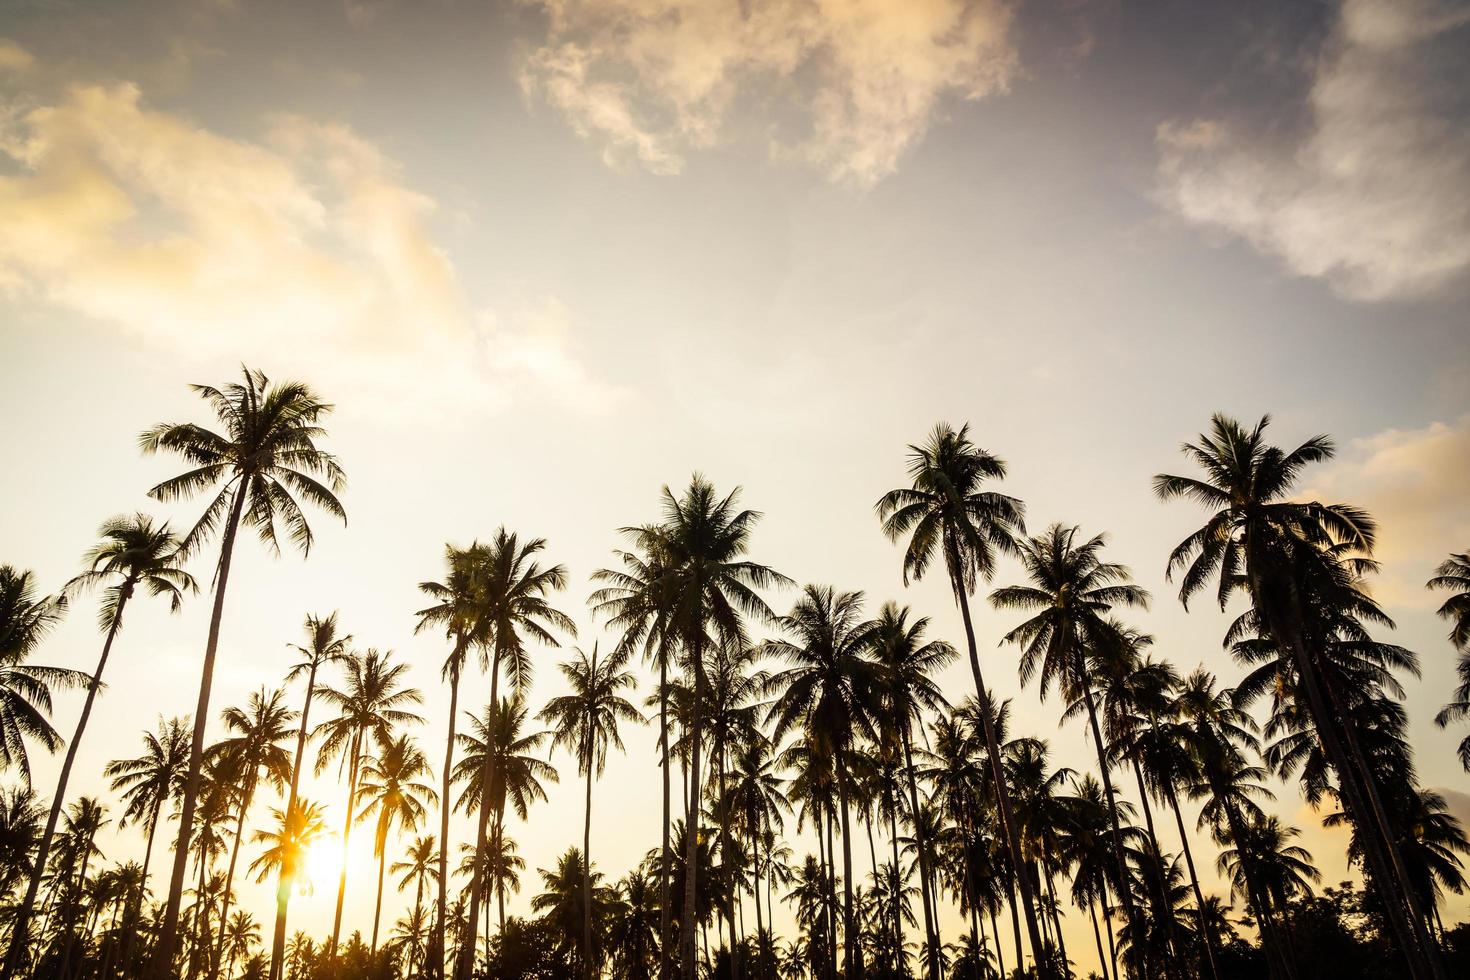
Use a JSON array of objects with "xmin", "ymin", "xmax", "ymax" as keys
[
  {"xmin": 1155, "ymin": 413, "xmax": 1439, "ymax": 978},
  {"xmin": 764, "ymin": 585, "xmax": 883, "ymax": 980},
  {"xmin": 0, "ymin": 566, "xmax": 77, "ymax": 785},
  {"xmin": 51, "ymin": 796, "xmax": 109, "ymax": 979},
  {"xmin": 313, "ymin": 648, "xmax": 423, "ymax": 954},
  {"xmin": 617, "ymin": 476, "xmax": 788, "ymax": 980},
  {"xmin": 990, "ymin": 523, "xmax": 1151, "ymax": 962},
  {"xmin": 1430, "ymin": 552, "xmax": 1470, "ymax": 771},
  {"xmin": 139, "ymin": 367, "xmax": 346, "ymax": 975},
  {"xmin": 451, "ymin": 695, "xmax": 557, "ymax": 932},
  {"xmin": 416, "ymin": 544, "xmax": 491, "ymax": 978},
  {"xmin": 530, "ymin": 848, "xmax": 618, "ymax": 971},
  {"xmin": 392, "ymin": 835, "xmax": 439, "ymax": 978},
  {"xmin": 876, "ymin": 422, "xmax": 1051, "ymax": 980},
  {"xmin": 0, "ymin": 786, "xmax": 44, "ymax": 896},
  {"xmin": 871, "ymin": 600, "xmax": 954, "ymax": 979},
  {"xmin": 104, "ymin": 716, "xmax": 191, "ymax": 973},
  {"xmin": 608, "ymin": 868, "xmax": 661, "ymax": 979},
  {"xmin": 455, "ymin": 529, "xmax": 576, "ymax": 980},
  {"xmin": 13, "ymin": 514, "xmax": 195, "ymax": 975},
  {"xmin": 223, "ymin": 911, "xmax": 261, "ymax": 980},
  {"xmin": 1218, "ymin": 816, "xmax": 1319, "ymax": 920},
  {"xmin": 540, "ymin": 643, "xmax": 643, "ymax": 979},
  {"xmin": 249, "ymin": 799, "xmax": 330, "ymax": 975},
  {"xmin": 727, "ymin": 736, "xmax": 790, "ymax": 977},
  {"xmin": 356, "ymin": 733, "xmax": 436, "ymax": 952},
  {"xmin": 208, "ymin": 687, "xmax": 297, "ymax": 980}
]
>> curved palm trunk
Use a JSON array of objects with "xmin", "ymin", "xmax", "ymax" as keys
[
  {"xmin": 433, "ymin": 659, "xmax": 461, "ymax": 980},
  {"xmin": 951, "ymin": 572, "xmax": 1053, "ymax": 980},
  {"xmin": 989, "ymin": 907, "xmax": 1006, "ymax": 979},
  {"xmin": 1219, "ymin": 796, "xmax": 1292, "ymax": 980},
  {"xmin": 409, "ymin": 871, "xmax": 426, "ymax": 978},
  {"xmin": 122, "ymin": 801, "xmax": 165, "ymax": 976},
  {"xmin": 456, "ymin": 653, "xmax": 502, "ymax": 980},
  {"xmin": 834, "ymin": 750, "xmax": 860, "ymax": 980},
  {"xmin": 1162, "ymin": 780, "xmax": 1219, "ymax": 980},
  {"xmin": 152, "ymin": 488, "xmax": 247, "ymax": 980},
  {"xmin": 372, "ymin": 825, "xmax": 389, "ymax": 952},
  {"xmin": 1089, "ymin": 899, "xmax": 1110, "ymax": 980},
  {"xmin": 899, "ymin": 725, "xmax": 941, "ymax": 980},
  {"xmin": 209, "ymin": 781, "xmax": 256, "ymax": 980},
  {"xmin": 3, "ymin": 588, "xmax": 130, "ymax": 980},
  {"xmin": 329, "ymin": 733, "xmax": 365, "ymax": 955}
]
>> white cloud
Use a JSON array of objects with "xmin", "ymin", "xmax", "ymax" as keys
[
  {"xmin": 1156, "ymin": 0, "xmax": 1470, "ymax": 301},
  {"xmin": 1302, "ymin": 415, "xmax": 1470, "ymax": 607},
  {"xmin": 519, "ymin": 0, "xmax": 1017, "ymax": 187},
  {"xmin": 0, "ymin": 74, "xmax": 617, "ymax": 417},
  {"xmin": 0, "ymin": 39, "xmax": 35, "ymax": 73}
]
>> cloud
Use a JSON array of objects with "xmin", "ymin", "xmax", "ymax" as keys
[
  {"xmin": 1156, "ymin": 0, "xmax": 1470, "ymax": 301},
  {"xmin": 519, "ymin": 0, "xmax": 1017, "ymax": 187},
  {"xmin": 0, "ymin": 74, "xmax": 616, "ymax": 417},
  {"xmin": 0, "ymin": 39, "xmax": 35, "ymax": 73},
  {"xmin": 1301, "ymin": 415, "xmax": 1470, "ymax": 607}
]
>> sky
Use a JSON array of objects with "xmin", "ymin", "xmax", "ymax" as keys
[{"xmin": 1, "ymin": 0, "xmax": 1469, "ymax": 972}]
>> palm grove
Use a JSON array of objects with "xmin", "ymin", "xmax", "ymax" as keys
[{"xmin": 0, "ymin": 368, "xmax": 1468, "ymax": 980}]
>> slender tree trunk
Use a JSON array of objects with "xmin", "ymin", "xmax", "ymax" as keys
[
  {"xmin": 990, "ymin": 907, "xmax": 1006, "ymax": 980},
  {"xmin": 900, "ymin": 724, "xmax": 941, "ymax": 980},
  {"xmin": 835, "ymin": 749, "xmax": 860, "ymax": 980},
  {"xmin": 1163, "ymin": 780, "xmax": 1219, "ymax": 980},
  {"xmin": 493, "ymin": 809, "xmax": 506, "ymax": 934},
  {"xmin": 456, "ymin": 652, "xmax": 503, "ymax": 980},
  {"xmin": 152, "ymin": 489, "xmax": 248, "ymax": 980},
  {"xmin": 1103, "ymin": 886, "xmax": 1120, "ymax": 980},
  {"xmin": 1129, "ymin": 757, "xmax": 1181, "ymax": 973},
  {"xmin": 121, "ymin": 793, "xmax": 164, "ymax": 977},
  {"xmin": 679, "ymin": 635, "xmax": 706, "ymax": 980},
  {"xmin": 1007, "ymin": 871, "xmax": 1025, "ymax": 977},
  {"xmin": 210, "ymin": 781, "xmax": 255, "ymax": 980},
  {"xmin": 657, "ymin": 659, "xmax": 673, "ymax": 980},
  {"xmin": 3, "ymin": 587, "xmax": 131, "ymax": 980},
  {"xmin": 372, "ymin": 828, "xmax": 388, "ymax": 952},
  {"xmin": 410, "ymin": 872, "xmax": 426, "ymax": 978},
  {"xmin": 887, "ymin": 794, "xmax": 905, "ymax": 968},
  {"xmin": 1043, "ymin": 859, "xmax": 1070, "ymax": 978},
  {"xmin": 1090, "ymin": 899, "xmax": 1110, "ymax": 980},
  {"xmin": 1220, "ymin": 798, "xmax": 1292, "ymax": 980},
  {"xmin": 272, "ymin": 657, "xmax": 320, "ymax": 980},
  {"xmin": 583, "ymin": 727, "xmax": 594, "ymax": 980},
  {"xmin": 329, "ymin": 734, "xmax": 365, "ymax": 955},
  {"xmin": 951, "ymin": 571, "xmax": 1052, "ymax": 980},
  {"xmin": 432, "ymin": 657, "xmax": 462, "ymax": 980}
]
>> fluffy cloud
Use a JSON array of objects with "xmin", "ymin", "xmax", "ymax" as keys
[
  {"xmin": 1156, "ymin": 0, "xmax": 1470, "ymax": 301},
  {"xmin": 1301, "ymin": 415, "xmax": 1470, "ymax": 607},
  {"xmin": 0, "ymin": 72, "xmax": 615, "ymax": 417},
  {"xmin": 519, "ymin": 0, "xmax": 1017, "ymax": 187}
]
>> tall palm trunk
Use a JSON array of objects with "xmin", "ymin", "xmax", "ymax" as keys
[
  {"xmin": 679, "ymin": 637, "xmax": 707, "ymax": 980},
  {"xmin": 949, "ymin": 565, "xmax": 1052, "ymax": 980},
  {"xmin": 751, "ymin": 801, "xmax": 766, "ymax": 977},
  {"xmin": 409, "ymin": 870, "xmax": 426, "ymax": 978},
  {"xmin": 210, "ymin": 780, "xmax": 257, "ymax": 980},
  {"xmin": 329, "ymin": 732, "xmax": 365, "ymax": 955},
  {"xmin": 153, "ymin": 487, "xmax": 248, "ymax": 980},
  {"xmin": 1129, "ymin": 757, "xmax": 1181, "ymax": 971},
  {"xmin": 1090, "ymin": 899, "xmax": 1110, "ymax": 980},
  {"xmin": 657, "ymin": 658, "xmax": 673, "ymax": 980},
  {"xmin": 122, "ymin": 800, "xmax": 165, "ymax": 976},
  {"xmin": 990, "ymin": 907, "xmax": 1006, "ymax": 980},
  {"xmin": 493, "ymin": 810, "xmax": 506, "ymax": 933},
  {"xmin": 433, "ymin": 656, "xmax": 462, "ymax": 980},
  {"xmin": 899, "ymin": 723, "xmax": 941, "ymax": 980},
  {"xmin": 272, "ymin": 655, "xmax": 321, "ymax": 980},
  {"xmin": 457, "ymin": 653, "xmax": 502, "ymax": 980},
  {"xmin": 1219, "ymin": 793, "xmax": 1292, "ymax": 980},
  {"xmin": 834, "ymin": 748, "xmax": 860, "ymax": 980},
  {"xmin": 886, "ymin": 794, "xmax": 905, "ymax": 965},
  {"xmin": 4, "ymin": 585, "xmax": 132, "ymax": 980},
  {"xmin": 1162, "ymin": 780, "xmax": 1219, "ymax": 980},
  {"xmin": 372, "ymin": 825, "xmax": 389, "ymax": 952},
  {"xmin": 582, "ymin": 721, "xmax": 595, "ymax": 980},
  {"xmin": 1075, "ymin": 659, "xmax": 1144, "ymax": 980}
]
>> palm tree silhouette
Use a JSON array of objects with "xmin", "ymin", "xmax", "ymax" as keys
[
  {"xmin": 540, "ymin": 643, "xmax": 643, "ymax": 979},
  {"xmin": 356, "ymin": 733, "xmax": 436, "ymax": 952},
  {"xmin": 249, "ymin": 798, "xmax": 330, "ymax": 971},
  {"xmin": 139, "ymin": 367, "xmax": 345, "ymax": 976},
  {"xmin": 313, "ymin": 648, "xmax": 423, "ymax": 955},
  {"xmin": 0, "ymin": 565, "xmax": 79, "ymax": 785},
  {"xmin": 877, "ymin": 423, "xmax": 1051, "ymax": 980},
  {"xmin": 1429, "ymin": 552, "xmax": 1470, "ymax": 770},
  {"xmin": 391, "ymin": 834, "xmax": 439, "ymax": 977}
]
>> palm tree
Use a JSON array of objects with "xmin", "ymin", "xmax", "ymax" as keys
[
  {"xmin": 13, "ymin": 515, "xmax": 196, "ymax": 975},
  {"xmin": 0, "ymin": 565, "xmax": 77, "ymax": 785},
  {"xmin": 540, "ymin": 643, "xmax": 643, "ymax": 978},
  {"xmin": 1155, "ymin": 413, "xmax": 1439, "ymax": 978},
  {"xmin": 451, "ymin": 695, "xmax": 557, "ymax": 931},
  {"xmin": 416, "ymin": 544, "xmax": 491, "ymax": 978},
  {"xmin": 105, "ymin": 716, "xmax": 191, "ymax": 973},
  {"xmin": 391, "ymin": 835, "xmax": 439, "ymax": 977},
  {"xmin": 1218, "ymin": 816, "xmax": 1319, "ymax": 919},
  {"xmin": 52, "ymin": 796, "xmax": 109, "ymax": 979},
  {"xmin": 608, "ymin": 868, "xmax": 662, "ymax": 979},
  {"xmin": 765, "ymin": 585, "xmax": 883, "ymax": 980},
  {"xmin": 727, "ymin": 737, "xmax": 790, "ymax": 977},
  {"xmin": 871, "ymin": 600, "xmax": 955, "ymax": 979},
  {"xmin": 0, "ymin": 786, "xmax": 44, "ymax": 895},
  {"xmin": 990, "ymin": 523, "xmax": 1151, "ymax": 961},
  {"xmin": 356, "ymin": 733, "xmax": 436, "ymax": 951},
  {"xmin": 249, "ymin": 799, "xmax": 330, "ymax": 973},
  {"xmin": 1430, "ymin": 552, "xmax": 1470, "ymax": 770},
  {"xmin": 530, "ymin": 848, "xmax": 617, "ymax": 970},
  {"xmin": 223, "ymin": 911, "xmax": 262, "ymax": 980},
  {"xmin": 209, "ymin": 688, "xmax": 297, "ymax": 980},
  {"xmin": 615, "ymin": 475, "xmax": 788, "ymax": 980},
  {"xmin": 455, "ymin": 529, "xmax": 575, "ymax": 980},
  {"xmin": 313, "ymin": 648, "xmax": 423, "ymax": 954},
  {"xmin": 876, "ymin": 422, "xmax": 1050, "ymax": 979},
  {"xmin": 139, "ymin": 367, "xmax": 346, "ymax": 976}
]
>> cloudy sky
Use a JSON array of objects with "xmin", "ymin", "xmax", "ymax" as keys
[{"xmin": 2, "ymin": 0, "xmax": 1468, "ymax": 969}]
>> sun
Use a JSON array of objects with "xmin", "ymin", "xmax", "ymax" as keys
[{"xmin": 302, "ymin": 839, "xmax": 344, "ymax": 896}]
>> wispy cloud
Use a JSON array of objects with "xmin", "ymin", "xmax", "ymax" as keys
[
  {"xmin": 0, "ymin": 66, "xmax": 618, "ymax": 417},
  {"xmin": 519, "ymin": 0, "xmax": 1017, "ymax": 188},
  {"xmin": 1156, "ymin": 0, "xmax": 1470, "ymax": 301}
]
